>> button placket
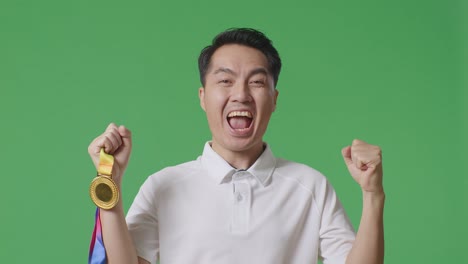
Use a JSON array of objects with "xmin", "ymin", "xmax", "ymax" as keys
[{"xmin": 231, "ymin": 171, "xmax": 251, "ymax": 234}]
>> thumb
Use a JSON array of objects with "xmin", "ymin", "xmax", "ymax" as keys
[
  {"xmin": 111, "ymin": 125, "xmax": 132, "ymax": 176},
  {"xmin": 341, "ymin": 146, "xmax": 353, "ymax": 167},
  {"xmin": 118, "ymin": 125, "xmax": 132, "ymax": 148}
]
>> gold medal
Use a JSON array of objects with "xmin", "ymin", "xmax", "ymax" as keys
[{"xmin": 89, "ymin": 149, "xmax": 119, "ymax": 209}]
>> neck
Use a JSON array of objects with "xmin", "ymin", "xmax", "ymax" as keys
[{"xmin": 211, "ymin": 141, "xmax": 265, "ymax": 170}]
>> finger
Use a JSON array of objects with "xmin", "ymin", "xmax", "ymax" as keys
[
  {"xmin": 341, "ymin": 146, "xmax": 353, "ymax": 166},
  {"xmin": 101, "ymin": 135, "xmax": 115, "ymax": 154},
  {"xmin": 104, "ymin": 132, "xmax": 121, "ymax": 154},
  {"xmin": 119, "ymin": 125, "xmax": 132, "ymax": 148},
  {"xmin": 113, "ymin": 131, "xmax": 123, "ymax": 148},
  {"xmin": 106, "ymin": 124, "xmax": 121, "ymax": 146},
  {"xmin": 104, "ymin": 123, "xmax": 125, "ymax": 153},
  {"xmin": 352, "ymin": 138, "xmax": 367, "ymax": 146},
  {"xmin": 106, "ymin": 123, "xmax": 118, "ymax": 132},
  {"xmin": 88, "ymin": 137, "xmax": 101, "ymax": 157},
  {"xmin": 351, "ymin": 147, "xmax": 367, "ymax": 171},
  {"xmin": 100, "ymin": 125, "xmax": 120, "ymax": 152},
  {"xmin": 89, "ymin": 135, "xmax": 114, "ymax": 155}
]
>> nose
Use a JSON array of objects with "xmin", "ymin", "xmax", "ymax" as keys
[{"xmin": 231, "ymin": 82, "xmax": 253, "ymax": 103}]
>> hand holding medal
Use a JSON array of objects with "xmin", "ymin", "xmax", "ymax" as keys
[
  {"xmin": 88, "ymin": 123, "xmax": 132, "ymax": 209},
  {"xmin": 89, "ymin": 149, "xmax": 119, "ymax": 209}
]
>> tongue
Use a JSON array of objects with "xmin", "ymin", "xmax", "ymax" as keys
[{"xmin": 228, "ymin": 117, "xmax": 252, "ymax": 130}]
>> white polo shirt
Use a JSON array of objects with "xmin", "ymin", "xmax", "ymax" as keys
[{"xmin": 126, "ymin": 143, "xmax": 355, "ymax": 264}]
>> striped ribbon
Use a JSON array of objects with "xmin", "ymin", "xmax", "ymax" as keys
[
  {"xmin": 89, "ymin": 149, "xmax": 115, "ymax": 263},
  {"xmin": 88, "ymin": 208, "xmax": 107, "ymax": 264}
]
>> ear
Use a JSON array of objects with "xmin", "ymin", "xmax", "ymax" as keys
[
  {"xmin": 199, "ymin": 87, "xmax": 206, "ymax": 112},
  {"xmin": 273, "ymin": 89, "xmax": 279, "ymax": 111}
]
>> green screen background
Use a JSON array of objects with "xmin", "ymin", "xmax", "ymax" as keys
[{"xmin": 1, "ymin": 0, "xmax": 466, "ymax": 263}]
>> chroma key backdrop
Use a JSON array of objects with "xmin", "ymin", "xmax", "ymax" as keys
[{"xmin": 0, "ymin": 0, "xmax": 466, "ymax": 263}]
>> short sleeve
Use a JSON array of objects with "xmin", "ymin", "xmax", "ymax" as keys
[
  {"xmin": 126, "ymin": 176, "xmax": 159, "ymax": 264},
  {"xmin": 317, "ymin": 179, "xmax": 356, "ymax": 264}
]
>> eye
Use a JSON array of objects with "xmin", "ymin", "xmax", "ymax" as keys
[
  {"xmin": 249, "ymin": 80, "xmax": 265, "ymax": 87},
  {"xmin": 218, "ymin": 79, "xmax": 233, "ymax": 86}
]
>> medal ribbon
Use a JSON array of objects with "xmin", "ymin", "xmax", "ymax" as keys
[
  {"xmin": 88, "ymin": 149, "xmax": 114, "ymax": 264},
  {"xmin": 88, "ymin": 208, "xmax": 106, "ymax": 264},
  {"xmin": 97, "ymin": 148, "xmax": 114, "ymax": 176}
]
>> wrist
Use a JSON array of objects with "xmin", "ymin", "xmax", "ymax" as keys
[
  {"xmin": 362, "ymin": 189, "xmax": 385, "ymax": 198},
  {"xmin": 362, "ymin": 190, "xmax": 386, "ymax": 211},
  {"xmin": 111, "ymin": 167, "xmax": 124, "ymax": 186}
]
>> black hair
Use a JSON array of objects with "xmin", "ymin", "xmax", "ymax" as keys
[{"xmin": 198, "ymin": 28, "xmax": 282, "ymax": 87}]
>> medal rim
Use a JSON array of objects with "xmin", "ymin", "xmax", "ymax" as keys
[{"xmin": 89, "ymin": 176, "xmax": 119, "ymax": 210}]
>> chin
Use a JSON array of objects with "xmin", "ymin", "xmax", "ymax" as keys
[{"xmin": 224, "ymin": 137, "xmax": 263, "ymax": 153}]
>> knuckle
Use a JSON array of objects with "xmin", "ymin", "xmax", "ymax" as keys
[
  {"xmin": 377, "ymin": 149, "xmax": 382, "ymax": 157},
  {"xmin": 104, "ymin": 133, "xmax": 115, "ymax": 142}
]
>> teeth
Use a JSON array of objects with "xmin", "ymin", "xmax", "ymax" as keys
[{"xmin": 228, "ymin": 111, "xmax": 253, "ymax": 118}]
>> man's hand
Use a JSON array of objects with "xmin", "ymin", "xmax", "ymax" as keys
[
  {"xmin": 342, "ymin": 139, "xmax": 383, "ymax": 193},
  {"xmin": 88, "ymin": 123, "xmax": 132, "ymax": 184}
]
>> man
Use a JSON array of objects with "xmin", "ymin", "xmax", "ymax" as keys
[{"xmin": 88, "ymin": 28, "xmax": 385, "ymax": 264}]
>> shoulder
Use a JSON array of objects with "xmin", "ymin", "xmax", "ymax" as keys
[
  {"xmin": 274, "ymin": 158, "xmax": 329, "ymax": 192},
  {"xmin": 141, "ymin": 158, "xmax": 202, "ymax": 193},
  {"xmin": 274, "ymin": 158, "xmax": 344, "ymax": 214}
]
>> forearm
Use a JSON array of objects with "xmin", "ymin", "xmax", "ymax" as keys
[
  {"xmin": 346, "ymin": 191, "xmax": 385, "ymax": 264},
  {"xmin": 99, "ymin": 184, "xmax": 139, "ymax": 264}
]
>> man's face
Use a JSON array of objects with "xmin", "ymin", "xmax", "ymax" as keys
[{"xmin": 199, "ymin": 44, "xmax": 279, "ymax": 157}]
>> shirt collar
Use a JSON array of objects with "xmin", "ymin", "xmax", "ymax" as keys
[{"xmin": 200, "ymin": 142, "xmax": 277, "ymax": 187}]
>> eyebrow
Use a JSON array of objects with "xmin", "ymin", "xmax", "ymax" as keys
[
  {"xmin": 249, "ymin": 68, "xmax": 268, "ymax": 77},
  {"xmin": 213, "ymin": 67, "xmax": 236, "ymax": 75},
  {"xmin": 212, "ymin": 67, "xmax": 269, "ymax": 77}
]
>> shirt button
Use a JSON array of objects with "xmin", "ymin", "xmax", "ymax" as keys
[{"xmin": 236, "ymin": 193, "xmax": 243, "ymax": 202}]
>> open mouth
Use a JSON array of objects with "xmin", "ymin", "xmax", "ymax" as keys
[{"xmin": 227, "ymin": 111, "xmax": 253, "ymax": 131}]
